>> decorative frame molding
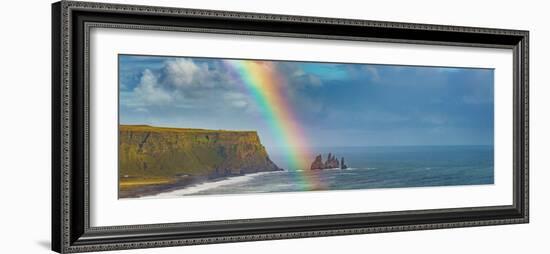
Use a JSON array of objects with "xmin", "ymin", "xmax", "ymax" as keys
[{"xmin": 52, "ymin": 1, "xmax": 529, "ymax": 253}]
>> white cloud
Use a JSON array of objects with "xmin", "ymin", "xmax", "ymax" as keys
[
  {"xmin": 223, "ymin": 91, "xmax": 245, "ymax": 100},
  {"xmin": 223, "ymin": 92, "xmax": 251, "ymax": 109},
  {"xmin": 135, "ymin": 107, "xmax": 149, "ymax": 113},
  {"xmin": 292, "ymin": 69, "xmax": 306, "ymax": 77},
  {"xmin": 163, "ymin": 58, "xmax": 233, "ymax": 89},
  {"xmin": 280, "ymin": 62, "xmax": 323, "ymax": 87},
  {"xmin": 364, "ymin": 66, "xmax": 380, "ymax": 82},
  {"xmin": 231, "ymin": 100, "xmax": 248, "ymax": 108},
  {"xmin": 308, "ymin": 75, "xmax": 322, "ymax": 86},
  {"xmin": 164, "ymin": 58, "xmax": 204, "ymax": 87},
  {"xmin": 133, "ymin": 69, "xmax": 173, "ymax": 105},
  {"xmin": 123, "ymin": 58, "xmax": 321, "ymax": 117}
]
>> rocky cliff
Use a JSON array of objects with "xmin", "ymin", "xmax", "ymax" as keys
[{"xmin": 119, "ymin": 125, "xmax": 281, "ymax": 180}]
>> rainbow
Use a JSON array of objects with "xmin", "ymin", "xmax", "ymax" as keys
[{"xmin": 222, "ymin": 59, "xmax": 325, "ymax": 190}]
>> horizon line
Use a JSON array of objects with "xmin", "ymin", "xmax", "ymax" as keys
[
  {"xmin": 266, "ymin": 144, "xmax": 494, "ymax": 148},
  {"xmin": 119, "ymin": 124, "xmax": 493, "ymax": 148}
]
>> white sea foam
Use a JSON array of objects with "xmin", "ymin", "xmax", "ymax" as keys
[
  {"xmin": 140, "ymin": 171, "xmax": 276, "ymax": 198},
  {"xmin": 335, "ymin": 167, "xmax": 359, "ymax": 170}
]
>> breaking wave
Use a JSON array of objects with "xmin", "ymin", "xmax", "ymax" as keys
[{"xmin": 141, "ymin": 171, "xmax": 276, "ymax": 198}]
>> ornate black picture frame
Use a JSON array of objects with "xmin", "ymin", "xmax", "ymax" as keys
[{"xmin": 52, "ymin": 1, "xmax": 529, "ymax": 253}]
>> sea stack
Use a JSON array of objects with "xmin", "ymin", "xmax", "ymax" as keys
[
  {"xmin": 310, "ymin": 153, "xmax": 345, "ymax": 170},
  {"xmin": 340, "ymin": 157, "xmax": 348, "ymax": 169},
  {"xmin": 310, "ymin": 155, "xmax": 324, "ymax": 170},
  {"xmin": 325, "ymin": 153, "xmax": 340, "ymax": 168}
]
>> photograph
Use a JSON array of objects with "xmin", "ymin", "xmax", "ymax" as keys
[
  {"xmin": 46, "ymin": 1, "xmax": 533, "ymax": 253},
  {"xmin": 118, "ymin": 55, "xmax": 495, "ymax": 199}
]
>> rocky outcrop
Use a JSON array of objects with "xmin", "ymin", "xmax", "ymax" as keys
[
  {"xmin": 325, "ymin": 153, "xmax": 340, "ymax": 168},
  {"xmin": 340, "ymin": 157, "xmax": 348, "ymax": 169},
  {"xmin": 310, "ymin": 155, "xmax": 324, "ymax": 170},
  {"xmin": 310, "ymin": 153, "xmax": 347, "ymax": 170},
  {"xmin": 119, "ymin": 125, "xmax": 281, "ymax": 180}
]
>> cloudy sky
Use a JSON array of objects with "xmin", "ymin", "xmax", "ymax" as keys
[{"xmin": 119, "ymin": 54, "xmax": 494, "ymax": 149}]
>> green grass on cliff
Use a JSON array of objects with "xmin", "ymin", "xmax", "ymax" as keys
[
  {"xmin": 120, "ymin": 125, "xmax": 255, "ymax": 134},
  {"xmin": 118, "ymin": 125, "xmax": 279, "ymax": 182}
]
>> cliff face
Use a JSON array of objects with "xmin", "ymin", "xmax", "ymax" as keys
[{"xmin": 119, "ymin": 125, "xmax": 281, "ymax": 180}]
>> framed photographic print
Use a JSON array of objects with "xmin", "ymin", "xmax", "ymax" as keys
[{"xmin": 52, "ymin": 1, "xmax": 529, "ymax": 253}]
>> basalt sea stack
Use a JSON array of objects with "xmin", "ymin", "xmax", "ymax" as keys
[{"xmin": 310, "ymin": 153, "xmax": 348, "ymax": 170}]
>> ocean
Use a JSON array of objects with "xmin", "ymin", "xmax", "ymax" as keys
[{"xmin": 146, "ymin": 145, "xmax": 494, "ymax": 198}]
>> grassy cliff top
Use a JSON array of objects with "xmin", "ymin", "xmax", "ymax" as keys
[{"xmin": 120, "ymin": 125, "xmax": 256, "ymax": 134}]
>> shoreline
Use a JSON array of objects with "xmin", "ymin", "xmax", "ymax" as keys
[{"xmin": 119, "ymin": 169, "xmax": 283, "ymax": 199}]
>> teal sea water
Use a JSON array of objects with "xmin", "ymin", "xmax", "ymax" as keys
[{"xmin": 149, "ymin": 145, "xmax": 493, "ymax": 197}]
